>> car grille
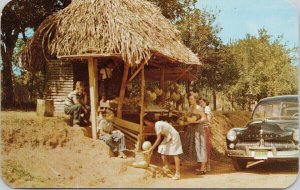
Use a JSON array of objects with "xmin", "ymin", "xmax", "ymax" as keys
[{"xmin": 236, "ymin": 141, "xmax": 296, "ymax": 150}]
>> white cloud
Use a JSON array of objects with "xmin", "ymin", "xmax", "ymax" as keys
[{"xmin": 289, "ymin": 0, "xmax": 300, "ymax": 12}]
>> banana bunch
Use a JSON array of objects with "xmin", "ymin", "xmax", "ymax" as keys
[
  {"xmin": 165, "ymin": 91, "xmax": 171, "ymax": 100},
  {"xmin": 126, "ymin": 83, "xmax": 133, "ymax": 91},
  {"xmin": 171, "ymin": 92, "xmax": 181, "ymax": 102},
  {"xmin": 154, "ymin": 88, "xmax": 163, "ymax": 96},
  {"xmin": 176, "ymin": 115, "xmax": 197, "ymax": 125},
  {"xmin": 146, "ymin": 90, "xmax": 157, "ymax": 101},
  {"xmin": 186, "ymin": 115, "xmax": 197, "ymax": 123}
]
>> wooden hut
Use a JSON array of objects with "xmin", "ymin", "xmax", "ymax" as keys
[{"xmin": 22, "ymin": 0, "xmax": 201, "ymax": 146}]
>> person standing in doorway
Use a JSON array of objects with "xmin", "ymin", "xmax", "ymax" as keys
[{"xmin": 99, "ymin": 60, "xmax": 115, "ymax": 100}]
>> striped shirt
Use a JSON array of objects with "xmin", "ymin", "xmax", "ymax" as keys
[{"xmin": 64, "ymin": 91, "xmax": 81, "ymax": 107}]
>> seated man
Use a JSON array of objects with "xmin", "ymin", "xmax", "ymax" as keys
[
  {"xmin": 64, "ymin": 81, "xmax": 90, "ymax": 127},
  {"xmin": 97, "ymin": 108, "xmax": 127, "ymax": 158}
]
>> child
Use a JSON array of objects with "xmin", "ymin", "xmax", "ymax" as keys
[
  {"xmin": 97, "ymin": 108, "xmax": 127, "ymax": 158},
  {"xmin": 143, "ymin": 113, "xmax": 183, "ymax": 180}
]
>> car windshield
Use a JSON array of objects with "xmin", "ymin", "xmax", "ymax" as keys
[{"xmin": 252, "ymin": 101, "xmax": 298, "ymax": 119}]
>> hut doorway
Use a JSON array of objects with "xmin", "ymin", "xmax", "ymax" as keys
[{"xmin": 72, "ymin": 59, "xmax": 123, "ymax": 103}]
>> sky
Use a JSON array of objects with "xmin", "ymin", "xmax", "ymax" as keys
[
  {"xmin": 0, "ymin": 0, "xmax": 298, "ymax": 49},
  {"xmin": 196, "ymin": 0, "xmax": 299, "ymax": 49}
]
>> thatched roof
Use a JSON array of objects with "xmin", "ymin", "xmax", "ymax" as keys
[{"xmin": 23, "ymin": 0, "xmax": 200, "ymax": 66}]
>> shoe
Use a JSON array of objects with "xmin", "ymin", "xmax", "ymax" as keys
[
  {"xmin": 83, "ymin": 120, "xmax": 91, "ymax": 126},
  {"xmin": 162, "ymin": 165, "xmax": 171, "ymax": 172},
  {"xmin": 112, "ymin": 148, "xmax": 118, "ymax": 153},
  {"xmin": 73, "ymin": 124, "xmax": 80, "ymax": 127},
  {"xmin": 172, "ymin": 174, "xmax": 180, "ymax": 180},
  {"xmin": 195, "ymin": 170, "xmax": 206, "ymax": 175},
  {"xmin": 196, "ymin": 168, "xmax": 208, "ymax": 173},
  {"xmin": 206, "ymin": 164, "xmax": 211, "ymax": 172},
  {"xmin": 118, "ymin": 152, "xmax": 127, "ymax": 159}
]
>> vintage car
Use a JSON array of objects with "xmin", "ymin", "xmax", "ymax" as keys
[{"xmin": 226, "ymin": 95, "xmax": 299, "ymax": 170}]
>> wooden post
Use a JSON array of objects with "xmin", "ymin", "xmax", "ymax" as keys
[
  {"xmin": 117, "ymin": 63, "xmax": 129, "ymax": 118},
  {"xmin": 127, "ymin": 63, "xmax": 144, "ymax": 83},
  {"xmin": 160, "ymin": 65, "xmax": 165, "ymax": 104},
  {"xmin": 88, "ymin": 57, "xmax": 98, "ymax": 140},
  {"xmin": 138, "ymin": 64, "xmax": 145, "ymax": 150}
]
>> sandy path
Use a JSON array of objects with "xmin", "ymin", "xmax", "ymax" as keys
[
  {"xmin": 142, "ymin": 160, "xmax": 298, "ymax": 188},
  {"xmin": 1, "ymin": 111, "xmax": 298, "ymax": 188}
]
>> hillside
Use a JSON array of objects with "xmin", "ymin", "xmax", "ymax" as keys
[{"xmin": 1, "ymin": 111, "xmax": 251, "ymax": 188}]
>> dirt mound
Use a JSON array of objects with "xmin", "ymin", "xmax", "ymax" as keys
[
  {"xmin": 210, "ymin": 111, "xmax": 251, "ymax": 158},
  {"xmin": 1, "ymin": 111, "xmax": 251, "ymax": 188},
  {"xmin": 1, "ymin": 112, "xmax": 155, "ymax": 188}
]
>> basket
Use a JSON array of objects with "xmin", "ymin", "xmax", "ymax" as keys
[{"xmin": 132, "ymin": 151, "xmax": 150, "ymax": 169}]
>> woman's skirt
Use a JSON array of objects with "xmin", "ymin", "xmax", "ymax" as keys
[
  {"xmin": 158, "ymin": 132, "xmax": 183, "ymax": 155},
  {"xmin": 180, "ymin": 124, "xmax": 207, "ymax": 162},
  {"xmin": 205, "ymin": 126, "xmax": 211, "ymax": 160}
]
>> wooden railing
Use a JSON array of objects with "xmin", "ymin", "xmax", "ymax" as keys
[
  {"xmin": 112, "ymin": 117, "xmax": 156, "ymax": 145},
  {"xmin": 112, "ymin": 117, "xmax": 185, "ymax": 146}
]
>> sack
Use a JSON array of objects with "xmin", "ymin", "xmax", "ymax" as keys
[{"xmin": 132, "ymin": 151, "xmax": 150, "ymax": 169}]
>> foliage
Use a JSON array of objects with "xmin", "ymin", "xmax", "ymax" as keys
[
  {"xmin": 177, "ymin": 8, "xmax": 239, "ymax": 109},
  {"xmin": 1, "ymin": 0, "xmax": 71, "ymax": 108},
  {"xmin": 13, "ymin": 70, "xmax": 46, "ymax": 107},
  {"xmin": 226, "ymin": 29, "xmax": 298, "ymax": 109},
  {"xmin": 149, "ymin": 0, "xmax": 197, "ymax": 23}
]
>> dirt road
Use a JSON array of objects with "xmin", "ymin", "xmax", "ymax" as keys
[
  {"xmin": 1, "ymin": 111, "xmax": 298, "ymax": 188},
  {"xmin": 142, "ymin": 159, "xmax": 298, "ymax": 188}
]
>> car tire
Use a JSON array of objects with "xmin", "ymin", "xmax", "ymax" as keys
[{"xmin": 231, "ymin": 158, "xmax": 247, "ymax": 170}]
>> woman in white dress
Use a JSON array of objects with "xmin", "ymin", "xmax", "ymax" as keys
[{"xmin": 144, "ymin": 113, "xmax": 183, "ymax": 180}]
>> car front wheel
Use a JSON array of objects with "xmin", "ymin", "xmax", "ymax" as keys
[{"xmin": 231, "ymin": 158, "xmax": 247, "ymax": 170}]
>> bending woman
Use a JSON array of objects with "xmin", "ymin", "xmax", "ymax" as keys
[{"xmin": 144, "ymin": 113, "xmax": 183, "ymax": 180}]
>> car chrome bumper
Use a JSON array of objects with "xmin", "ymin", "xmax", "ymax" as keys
[{"xmin": 226, "ymin": 148, "xmax": 299, "ymax": 160}]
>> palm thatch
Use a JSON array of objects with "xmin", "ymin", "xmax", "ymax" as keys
[{"xmin": 23, "ymin": 0, "xmax": 200, "ymax": 66}]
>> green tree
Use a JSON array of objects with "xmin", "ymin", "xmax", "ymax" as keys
[
  {"xmin": 149, "ymin": 0, "xmax": 197, "ymax": 22},
  {"xmin": 1, "ymin": 0, "xmax": 71, "ymax": 108},
  {"xmin": 177, "ymin": 8, "xmax": 239, "ymax": 110},
  {"xmin": 227, "ymin": 29, "xmax": 298, "ymax": 110}
]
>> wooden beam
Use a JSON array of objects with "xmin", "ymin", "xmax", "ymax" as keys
[
  {"xmin": 117, "ymin": 63, "xmax": 129, "ymax": 118},
  {"xmin": 174, "ymin": 65, "xmax": 193, "ymax": 82},
  {"xmin": 160, "ymin": 66, "xmax": 165, "ymax": 88},
  {"xmin": 138, "ymin": 64, "xmax": 145, "ymax": 150},
  {"xmin": 127, "ymin": 62, "xmax": 145, "ymax": 83},
  {"xmin": 88, "ymin": 57, "xmax": 98, "ymax": 140},
  {"xmin": 149, "ymin": 62, "xmax": 163, "ymax": 69},
  {"xmin": 160, "ymin": 65, "xmax": 166, "ymax": 104},
  {"xmin": 58, "ymin": 53, "xmax": 122, "ymax": 60},
  {"xmin": 113, "ymin": 117, "xmax": 140, "ymax": 132},
  {"xmin": 151, "ymin": 50, "xmax": 201, "ymax": 66}
]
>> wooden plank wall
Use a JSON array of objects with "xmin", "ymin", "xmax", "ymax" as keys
[{"xmin": 45, "ymin": 60, "xmax": 74, "ymax": 114}]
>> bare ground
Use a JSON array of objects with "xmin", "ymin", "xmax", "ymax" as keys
[{"xmin": 0, "ymin": 111, "xmax": 298, "ymax": 188}]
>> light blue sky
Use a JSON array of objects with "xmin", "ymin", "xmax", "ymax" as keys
[
  {"xmin": 196, "ymin": 0, "xmax": 299, "ymax": 48},
  {"xmin": 1, "ymin": 0, "xmax": 298, "ymax": 49}
]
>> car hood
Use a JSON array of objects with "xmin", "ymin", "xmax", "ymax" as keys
[{"xmin": 237, "ymin": 119, "xmax": 298, "ymax": 141}]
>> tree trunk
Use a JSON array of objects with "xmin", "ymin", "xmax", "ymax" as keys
[
  {"xmin": 1, "ymin": 28, "xmax": 19, "ymax": 108},
  {"xmin": 1, "ymin": 44, "xmax": 15, "ymax": 108},
  {"xmin": 213, "ymin": 90, "xmax": 217, "ymax": 111}
]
